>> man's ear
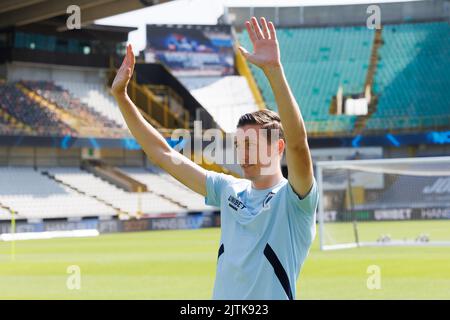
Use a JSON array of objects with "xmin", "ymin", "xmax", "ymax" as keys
[{"xmin": 278, "ymin": 139, "xmax": 285, "ymax": 156}]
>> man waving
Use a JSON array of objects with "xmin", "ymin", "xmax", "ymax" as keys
[{"xmin": 111, "ymin": 17, "xmax": 318, "ymax": 300}]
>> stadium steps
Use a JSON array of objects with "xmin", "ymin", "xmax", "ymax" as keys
[
  {"xmin": 114, "ymin": 165, "xmax": 187, "ymax": 205},
  {"xmin": 139, "ymin": 84, "xmax": 187, "ymax": 129},
  {"xmin": 353, "ymin": 28, "xmax": 383, "ymax": 134},
  {"xmin": 43, "ymin": 166, "xmax": 187, "ymax": 215},
  {"xmin": 40, "ymin": 169, "xmax": 126, "ymax": 216},
  {"xmin": 134, "ymin": 62, "xmax": 222, "ymax": 130},
  {"xmin": 81, "ymin": 161, "xmax": 189, "ymax": 210},
  {"xmin": 122, "ymin": 166, "xmax": 216, "ymax": 212},
  {"xmin": 365, "ymin": 22, "xmax": 450, "ymax": 132},
  {"xmin": 0, "ymin": 167, "xmax": 117, "ymax": 219},
  {"xmin": 81, "ymin": 159, "xmax": 148, "ymax": 193},
  {"xmin": 145, "ymin": 84, "xmax": 190, "ymax": 126},
  {"xmin": 239, "ymin": 23, "xmax": 450, "ymax": 135},
  {"xmin": 238, "ymin": 26, "xmax": 374, "ymax": 136},
  {"xmin": 108, "ymin": 68, "xmax": 177, "ymax": 131}
]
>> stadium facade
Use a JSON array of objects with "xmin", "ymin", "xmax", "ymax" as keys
[{"xmin": 0, "ymin": 0, "xmax": 449, "ymax": 236}]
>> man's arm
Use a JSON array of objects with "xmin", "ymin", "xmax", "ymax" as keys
[
  {"xmin": 111, "ymin": 44, "xmax": 207, "ymax": 196},
  {"xmin": 239, "ymin": 17, "xmax": 314, "ymax": 198}
]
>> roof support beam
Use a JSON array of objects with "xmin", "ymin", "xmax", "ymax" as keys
[
  {"xmin": 0, "ymin": 0, "xmax": 116, "ymax": 29},
  {"xmin": 0, "ymin": 0, "xmax": 46, "ymax": 14}
]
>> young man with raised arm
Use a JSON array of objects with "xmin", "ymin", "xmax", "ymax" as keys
[{"xmin": 111, "ymin": 17, "xmax": 319, "ymax": 300}]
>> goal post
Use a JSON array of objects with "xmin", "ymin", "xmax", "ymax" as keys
[{"xmin": 316, "ymin": 156, "xmax": 450, "ymax": 251}]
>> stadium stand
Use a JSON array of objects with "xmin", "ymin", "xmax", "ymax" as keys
[
  {"xmin": 43, "ymin": 167, "xmax": 186, "ymax": 216},
  {"xmin": 120, "ymin": 166, "xmax": 215, "ymax": 212},
  {"xmin": 20, "ymin": 80, "xmax": 128, "ymax": 138},
  {"xmin": 134, "ymin": 63, "xmax": 218, "ymax": 130},
  {"xmin": 56, "ymin": 81, "xmax": 129, "ymax": 130},
  {"xmin": 238, "ymin": 25, "xmax": 374, "ymax": 135},
  {"xmin": 0, "ymin": 167, "xmax": 115, "ymax": 219},
  {"xmin": 238, "ymin": 21, "xmax": 450, "ymax": 135},
  {"xmin": 366, "ymin": 22, "xmax": 450, "ymax": 131},
  {"xmin": 0, "ymin": 4, "xmax": 447, "ymax": 226},
  {"xmin": 0, "ymin": 115, "xmax": 22, "ymax": 136},
  {"xmin": 0, "ymin": 82, "xmax": 76, "ymax": 137}
]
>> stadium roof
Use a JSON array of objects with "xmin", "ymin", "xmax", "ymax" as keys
[{"xmin": 0, "ymin": 0, "xmax": 173, "ymax": 29}]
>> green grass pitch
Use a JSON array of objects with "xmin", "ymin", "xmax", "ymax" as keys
[{"xmin": 0, "ymin": 220, "xmax": 449, "ymax": 299}]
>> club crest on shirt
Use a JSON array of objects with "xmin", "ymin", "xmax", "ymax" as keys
[{"xmin": 262, "ymin": 192, "xmax": 275, "ymax": 211}]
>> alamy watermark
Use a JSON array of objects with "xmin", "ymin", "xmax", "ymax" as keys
[
  {"xmin": 66, "ymin": 265, "xmax": 81, "ymax": 290},
  {"xmin": 171, "ymin": 121, "xmax": 283, "ymax": 176},
  {"xmin": 366, "ymin": 5, "xmax": 382, "ymax": 30},
  {"xmin": 66, "ymin": 5, "xmax": 81, "ymax": 30},
  {"xmin": 366, "ymin": 265, "xmax": 381, "ymax": 290}
]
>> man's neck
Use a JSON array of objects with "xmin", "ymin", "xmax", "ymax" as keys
[{"xmin": 251, "ymin": 171, "xmax": 284, "ymax": 190}]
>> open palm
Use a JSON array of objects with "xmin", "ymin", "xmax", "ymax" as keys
[
  {"xmin": 239, "ymin": 17, "xmax": 281, "ymax": 71},
  {"xmin": 111, "ymin": 44, "xmax": 135, "ymax": 96}
]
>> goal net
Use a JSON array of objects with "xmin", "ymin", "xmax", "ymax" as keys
[{"xmin": 316, "ymin": 156, "xmax": 450, "ymax": 250}]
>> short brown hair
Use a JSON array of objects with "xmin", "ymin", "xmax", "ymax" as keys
[{"xmin": 237, "ymin": 109, "xmax": 285, "ymax": 142}]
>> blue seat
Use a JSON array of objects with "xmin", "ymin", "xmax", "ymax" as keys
[{"xmin": 239, "ymin": 22, "xmax": 450, "ymax": 133}]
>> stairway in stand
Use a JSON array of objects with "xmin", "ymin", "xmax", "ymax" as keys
[{"xmin": 353, "ymin": 28, "xmax": 383, "ymax": 135}]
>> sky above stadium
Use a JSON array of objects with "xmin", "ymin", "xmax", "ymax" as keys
[{"xmin": 96, "ymin": 0, "xmax": 421, "ymax": 53}]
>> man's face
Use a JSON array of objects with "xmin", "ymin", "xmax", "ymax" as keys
[{"xmin": 235, "ymin": 124, "xmax": 284, "ymax": 179}]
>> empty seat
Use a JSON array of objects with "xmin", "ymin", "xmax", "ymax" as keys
[
  {"xmin": 46, "ymin": 167, "xmax": 185, "ymax": 215},
  {"xmin": 0, "ymin": 167, "xmax": 115, "ymax": 219},
  {"xmin": 120, "ymin": 166, "xmax": 217, "ymax": 212}
]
